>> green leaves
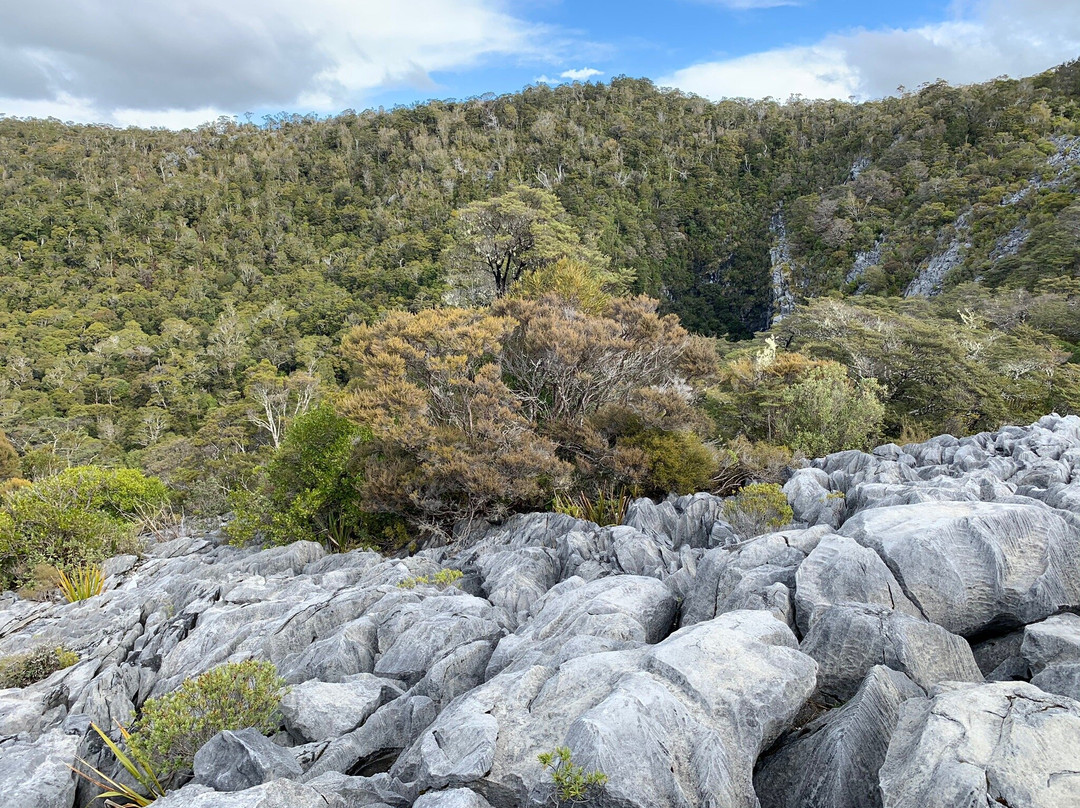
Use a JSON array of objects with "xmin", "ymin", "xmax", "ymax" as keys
[
  {"xmin": 538, "ymin": 746, "xmax": 608, "ymax": 805},
  {"xmin": 126, "ymin": 660, "xmax": 285, "ymax": 782}
]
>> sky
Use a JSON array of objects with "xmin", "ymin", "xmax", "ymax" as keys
[{"xmin": 0, "ymin": 0, "xmax": 1079, "ymax": 129}]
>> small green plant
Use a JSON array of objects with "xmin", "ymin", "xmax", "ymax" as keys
[
  {"xmin": 0, "ymin": 466, "xmax": 168, "ymax": 589},
  {"xmin": 722, "ymin": 482, "xmax": 794, "ymax": 539},
  {"xmin": 397, "ymin": 568, "xmax": 464, "ymax": 589},
  {"xmin": 0, "ymin": 645, "xmax": 79, "ymax": 688},
  {"xmin": 58, "ymin": 565, "xmax": 106, "ymax": 602},
  {"xmin": 538, "ymin": 746, "xmax": 608, "ymax": 805},
  {"xmin": 552, "ymin": 488, "xmax": 631, "ymax": 527},
  {"xmin": 71, "ymin": 721, "xmax": 166, "ymax": 807},
  {"xmin": 127, "ymin": 660, "xmax": 285, "ymax": 781}
]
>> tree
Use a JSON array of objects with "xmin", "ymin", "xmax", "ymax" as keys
[
  {"xmin": 444, "ymin": 186, "xmax": 605, "ymax": 301},
  {"xmin": 243, "ymin": 360, "xmax": 319, "ymax": 449},
  {"xmin": 341, "ymin": 307, "xmax": 570, "ymax": 531},
  {"xmin": 0, "ymin": 432, "xmax": 18, "ymax": 481}
]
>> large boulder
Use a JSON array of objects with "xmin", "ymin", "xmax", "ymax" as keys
[
  {"xmin": 280, "ymin": 675, "xmax": 403, "ymax": 743},
  {"xmin": 838, "ymin": 501, "xmax": 1080, "ymax": 637},
  {"xmin": 0, "ymin": 729, "xmax": 80, "ymax": 808},
  {"xmin": 151, "ymin": 779, "xmax": 331, "ymax": 808},
  {"xmin": 193, "ymin": 728, "xmax": 303, "ymax": 792},
  {"xmin": 486, "ymin": 575, "xmax": 677, "ymax": 676},
  {"xmin": 755, "ymin": 666, "xmax": 924, "ymax": 808},
  {"xmin": 800, "ymin": 603, "xmax": 982, "ymax": 703},
  {"xmin": 879, "ymin": 681, "xmax": 1080, "ymax": 808},
  {"xmin": 393, "ymin": 611, "xmax": 816, "ymax": 808},
  {"xmin": 793, "ymin": 534, "xmax": 922, "ymax": 634}
]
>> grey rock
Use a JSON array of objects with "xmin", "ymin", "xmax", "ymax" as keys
[
  {"xmin": 794, "ymin": 534, "xmax": 922, "ymax": 634},
  {"xmin": 971, "ymin": 629, "xmax": 1026, "ymax": 678},
  {"xmin": 306, "ymin": 771, "xmax": 410, "ymax": 807},
  {"xmin": 1031, "ymin": 662, "xmax": 1080, "ymax": 701},
  {"xmin": 0, "ymin": 729, "xmax": 80, "ymax": 808},
  {"xmin": 681, "ymin": 527, "xmax": 825, "ymax": 627},
  {"xmin": 486, "ymin": 575, "xmax": 677, "ymax": 676},
  {"xmin": 281, "ymin": 676, "xmax": 403, "ymax": 743},
  {"xmin": 879, "ymin": 681, "xmax": 1080, "ymax": 808},
  {"xmin": 413, "ymin": 788, "xmax": 495, "ymax": 808},
  {"xmin": 394, "ymin": 610, "xmax": 816, "ymax": 808},
  {"xmin": 839, "ymin": 501, "xmax": 1080, "ymax": 637},
  {"xmin": 784, "ymin": 468, "xmax": 844, "ymax": 528},
  {"xmin": 755, "ymin": 666, "xmax": 924, "ymax": 808},
  {"xmin": 800, "ymin": 603, "xmax": 982, "ymax": 704},
  {"xmin": 373, "ymin": 593, "xmax": 506, "ymax": 685},
  {"xmin": 153, "ymin": 779, "xmax": 330, "ymax": 808},
  {"xmin": 194, "ymin": 728, "xmax": 303, "ymax": 792},
  {"xmin": 301, "ymin": 695, "xmax": 437, "ymax": 782},
  {"xmin": 1021, "ymin": 613, "xmax": 1080, "ymax": 674}
]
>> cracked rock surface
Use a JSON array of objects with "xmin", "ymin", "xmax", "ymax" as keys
[{"xmin": 1, "ymin": 414, "xmax": 1079, "ymax": 807}]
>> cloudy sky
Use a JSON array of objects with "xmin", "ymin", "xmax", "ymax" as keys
[{"xmin": 1, "ymin": 0, "xmax": 1078, "ymax": 128}]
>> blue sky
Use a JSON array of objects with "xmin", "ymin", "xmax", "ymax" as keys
[{"xmin": 1, "ymin": 0, "xmax": 1078, "ymax": 128}]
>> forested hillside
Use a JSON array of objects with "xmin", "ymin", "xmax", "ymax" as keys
[{"xmin": 1, "ymin": 60, "xmax": 1080, "ymax": 518}]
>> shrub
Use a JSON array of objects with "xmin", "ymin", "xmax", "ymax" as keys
[
  {"xmin": 0, "ymin": 645, "xmax": 79, "ymax": 688},
  {"xmin": 57, "ymin": 565, "xmax": 106, "ymax": 602},
  {"xmin": 0, "ymin": 466, "xmax": 168, "ymax": 589},
  {"xmin": 397, "ymin": 568, "xmax": 464, "ymax": 589},
  {"xmin": 552, "ymin": 488, "xmax": 631, "ymax": 527},
  {"xmin": 538, "ymin": 746, "xmax": 608, "ymax": 805},
  {"xmin": 127, "ymin": 660, "xmax": 285, "ymax": 781},
  {"xmin": 723, "ymin": 483, "xmax": 794, "ymax": 539},
  {"xmin": 618, "ymin": 430, "xmax": 717, "ymax": 497},
  {"xmin": 73, "ymin": 722, "xmax": 166, "ymax": 807},
  {"xmin": 228, "ymin": 404, "xmax": 408, "ymax": 552}
]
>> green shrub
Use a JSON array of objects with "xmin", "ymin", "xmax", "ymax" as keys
[
  {"xmin": 723, "ymin": 483, "xmax": 794, "ymax": 539},
  {"xmin": 0, "ymin": 645, "xmax": 79, "ymax": 688},
  {"xmin": 552, "ymin": 487, "xmax": 632, "ymax": 526},
  {"xmin": 127, "ymin": 660, "xmax": 285, "ymax": 781},
  {"xmin": 538, "ymin": 746, "xmax": 608, "ymax": 805},
  {"xmin": 228, "ymin": 404, "xmax": 408, "ymax": 553},
  {"xmin": 397, "ymin": 568, "xmax": 464, "ymax": 589},
  {"xmin": 621, "ymin": 430, "xmax": 716, "ymax": 496},
  {"xmin": 0, "ymin": 467, "xmax": 168, "ymax": 589}
]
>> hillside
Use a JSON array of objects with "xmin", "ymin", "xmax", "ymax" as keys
[{"xmin": 1, "ymin": 61, "xmax": 1080, "ymax": 508}]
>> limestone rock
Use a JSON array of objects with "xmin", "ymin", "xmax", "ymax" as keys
[
  {"xmin": 755, "ymin": 666, "xmax": 924, "ymax": 808},
  {"xmin": 800, "ymin": 603, "xmax": 982, "ymax": 704},
  {"xmin": 879, "ymin": 682, "xmax": 1080, "ymax": 808},
  {"xmin": 194, "ymin": 728, "xmax": 303, "ymax": 792}
]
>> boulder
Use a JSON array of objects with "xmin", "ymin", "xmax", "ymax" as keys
[
  {"xmin": 194, "ymin": 728, "xmax": 303, "ymax": 792},
  {"xmin": 413, "ymin": 788, "xmax": 495, "ymax": 808},
  {"xmin": 793, "ymin": 534, "xmax": 922, "ymax": 634},
  {"xmin": 839, "ymin": 501, "xmax": 1080, "ymax": 637},
  {"xmin": 281, "ymin": 675, "xmax": 403, "ymax": 743},
  {"xmin": 0, "ymin": 729, "xmax": 80, "ymax": 808},
  {"xmin": 486, "ymin": 575, "xmax": 677, "ymax": 676},
  {"xmin": 1021, "ymin": 613, "xmax": 1080, "ymax": 673},
  {"xmin": 393, "ymin": 611, "xmax": 816, "ymax": 808},
  {"xmin": 800, "ymin": 603, "xmax": 982, "ymax": 703},
  {"xmin": 755, "ymin": 666, "xmax": 924, "ymax": 808},
  {"xmin": 152, "ymin": 779, "xmax": 330, "ymax": 808},
  {"xmin": 879, "ymin": 681, "xmax": 1080, "ymax": 808}
]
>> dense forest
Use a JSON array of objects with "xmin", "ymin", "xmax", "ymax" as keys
[{"xmin": 1, "ymin": 59, "xmax": 1079, "ymax": 536}]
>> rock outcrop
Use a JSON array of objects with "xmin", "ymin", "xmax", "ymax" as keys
[{"xmin": 1, "ymin": 414, "xmax": 1079, "ymax": 808}]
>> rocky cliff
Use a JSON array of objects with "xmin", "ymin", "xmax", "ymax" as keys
[{"xmin": 3, "ymin": 415, "xmax": 1080, "ymax": 808}]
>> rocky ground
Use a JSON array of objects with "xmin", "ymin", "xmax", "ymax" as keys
[{"xmin": 3, "ymin": 414, "xmax": 1080, "ymax": 807}]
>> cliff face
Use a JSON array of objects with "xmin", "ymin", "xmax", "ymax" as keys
[{"xmin": 3, "ymin": 414, "xmax": 1080, "ymax": 808}]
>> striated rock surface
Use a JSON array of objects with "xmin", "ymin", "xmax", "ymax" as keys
[{"xmin": 879, "ymin": 681, "xmax": 1080, "ymax": 808}]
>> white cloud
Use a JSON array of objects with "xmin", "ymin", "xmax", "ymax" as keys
[
  {"xmin": 661, "ymin": 46, "xmax": 858, "ymax": 100},
  {"xmin": 0, "ymin": 0, "xmax": 553, "ymax": 127},
  {"xmin": 560, "ymin": 67, "xmax": 604, "ymax": 81},
  {"xmin": 659, "ymin": 0, "xmax": 1080, "ymax": 101}
]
